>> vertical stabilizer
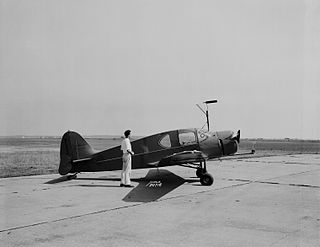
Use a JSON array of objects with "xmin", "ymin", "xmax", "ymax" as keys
[{"xmin": 58, "ymin": 131, "xmax": 94, "ymax": 175}]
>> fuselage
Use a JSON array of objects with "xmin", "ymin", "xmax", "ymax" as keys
[{"xmin": 69, "ymin": 128, "xmax": 239, "ymax": 173}]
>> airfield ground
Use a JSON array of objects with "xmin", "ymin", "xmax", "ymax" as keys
[{"xmin": 1, "ymin": 154, "xmax": 319, "ymax": 246}]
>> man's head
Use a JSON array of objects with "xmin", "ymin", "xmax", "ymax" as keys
[{"xmin": 124, "ymin": 130, "xmax": 131, "ymax": 138}]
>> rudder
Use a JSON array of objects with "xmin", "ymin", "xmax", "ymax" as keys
[{"xmin": 59, "ymin": 131, "xmax": 95, "ymax": 175}]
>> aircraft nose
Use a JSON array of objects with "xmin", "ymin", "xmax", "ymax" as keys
[
  {"xmin": 216, "ymin": 130, "xmax": 234, "ymax": 140},
  {"xmin": 217, "ymin": 130, "xmax": 240, "ymax": 156}
]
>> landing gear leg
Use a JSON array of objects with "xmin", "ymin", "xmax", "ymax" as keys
[
  {"xmin": 196, "ymin": 161, "xmax": 206, "ymax": 177},
  {"xmin": 197, "ymin": 161, "xmax": 214, "ymax": 186}
]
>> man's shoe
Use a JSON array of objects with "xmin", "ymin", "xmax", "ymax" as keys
[
  {"xmin": 120, "ymin": 184, "xmax": 125, "ymax": 187},
  {"xmin": 124, "ymin": 184, "xmax": 134, "ymax": 188}
]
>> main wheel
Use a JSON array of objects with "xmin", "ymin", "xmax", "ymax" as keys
[
  {"xmin": 200, "ymin": 173, "xmax": 214, "ymax": 186},
  {"xmin": 196, "ymin": 168, "xmax": 205, "ymax": 178}
]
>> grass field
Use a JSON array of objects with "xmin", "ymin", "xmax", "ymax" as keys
[{"xmin": 0, "ymin": 137, "xmax": 319, "ymax": 178}]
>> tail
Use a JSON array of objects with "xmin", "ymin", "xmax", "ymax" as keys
[{"xmin": 59, "ymin": 131, "xmax": 95, "ymax": 175}]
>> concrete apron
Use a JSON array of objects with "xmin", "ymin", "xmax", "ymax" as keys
[{"xmin": 1, "ymin": 154, "xmax": 319, "ymax": 247}]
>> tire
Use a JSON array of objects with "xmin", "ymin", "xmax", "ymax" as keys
[
  {"xmin": 196, "ymin": 169, "xmax": 205, "ymax": 178},
  {"xmin": 200, "ymin": 173, "xmax": 214, "ymax": 186}
]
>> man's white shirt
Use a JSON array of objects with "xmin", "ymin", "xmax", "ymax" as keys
[{"xmin": 121, "ymin": 138, "xmax": 132, "ymax": 154}]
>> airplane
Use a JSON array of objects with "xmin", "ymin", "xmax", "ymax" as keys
[{"xmin": 58, "ymin": 101, "xmax": 254, "ymax": 186}]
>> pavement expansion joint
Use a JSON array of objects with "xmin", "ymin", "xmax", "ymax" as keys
[
  {"xmin": 0, "ymin": 203, "xmax": 144, "ymax": 233},
  {"xmin": 226, "ymin": 178, "xmax": 320, "ymax": 189},
  {"xmin": 269, "ymin": 230, "xmax": 300, "ymax": 247},
  {"xmin": 0, "ymin": 180, "xmax": 253, "ymax": 233}
]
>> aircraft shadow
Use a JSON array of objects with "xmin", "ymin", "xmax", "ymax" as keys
[
  {"xmin": 45, "ymin": 169, "xmax": 200, "ymax": 202},
  {"xmin": 45, "ymin": 175, "xmax": 144, "ymax": 185},
  {"xmin": 77, "ymin": 184, "xmax": 121, "ymax": 188},
  {"xmin": 122, "ymin": 169, "xmax": 196, "ymax": 203},
  {"xmin": 45, "ymin": 176, "xmax": 73, "ymax": 184}
]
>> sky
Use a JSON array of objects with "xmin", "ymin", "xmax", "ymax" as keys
[{"xmin": 0, "ymin": 0, "xmax": 319, "ymax": 139}]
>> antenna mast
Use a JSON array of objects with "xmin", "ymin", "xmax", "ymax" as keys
[{"xmin": 196, "ymin": 99, "xmax": 218, "ymax": 131}]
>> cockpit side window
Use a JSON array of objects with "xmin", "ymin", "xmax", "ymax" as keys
[
  {"xmin": 159, "ymin": 134, "xmax": 171, "ymax": 148},
  {"xmin": 179, "ymin": 132, "xmax": 197, "ymax": 146}
]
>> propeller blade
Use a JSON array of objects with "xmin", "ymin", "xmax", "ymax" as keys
[
  {"xmin": 232, "ymin": 130, "xmax": 240, "ymax": 143},
  {"xmin": 236, "ymin": 130, "xmax": 240, "ymax": 143}
]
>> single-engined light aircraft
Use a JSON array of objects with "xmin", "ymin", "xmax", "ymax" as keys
[{"xmin": 58, "ymin": 101, "xmax": 254, "ymax": 186}]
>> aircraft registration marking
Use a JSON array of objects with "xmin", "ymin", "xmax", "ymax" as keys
[{"xmin": 146, "ymin": 181, "xmax": 162, "ymax": 188}]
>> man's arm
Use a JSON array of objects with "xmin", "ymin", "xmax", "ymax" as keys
[{"xmin": 127, "ymin": 149, "xmax": 134, "ymax": 155}]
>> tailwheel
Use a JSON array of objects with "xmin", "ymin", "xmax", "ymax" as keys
[
  {"xmin": 196, "ymin": 168, "xmax": 205, "ymax": 178},
  {"xmin": 200, "ymin": 173, "xmax": 214, "ymax": 186},
  {"xmin": 67, "ymin": 173, "xmax": 78, "ymax": 180}
]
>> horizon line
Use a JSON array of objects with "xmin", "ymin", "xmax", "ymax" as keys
[{"xmin": 0, "ymin": 135, "xmax": 319, "ymax": 142}]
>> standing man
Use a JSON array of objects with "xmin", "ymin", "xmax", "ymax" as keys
[{"xmin": 120, "ymin": 130, "xmax": 134, "ymax": 187}]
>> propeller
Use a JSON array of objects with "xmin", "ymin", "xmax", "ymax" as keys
[{"xmin": 232, "ymin": 130, "xmax": 240, "ymax": 143}]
